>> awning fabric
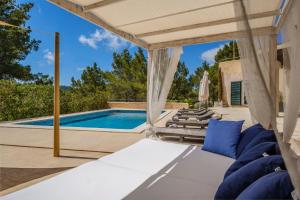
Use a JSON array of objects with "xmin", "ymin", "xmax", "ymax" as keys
[{"xmin": 48, "ymin": 0, "xmax": 282, "ymax": 49}]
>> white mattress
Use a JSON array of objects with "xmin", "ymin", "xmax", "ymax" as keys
[{"xmin": 1, "ymin": 139, "xmax": 190, "ymax": 200}]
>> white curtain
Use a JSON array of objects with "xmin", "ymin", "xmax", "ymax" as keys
[
  {"xmin": 233, "ymin": 0, "xmax": 275, "ymax": 129},
  {"xmin": 281, "ymin": 1, "xmax": 300, "ymax": 196},
  {"xmin": 235, "ymin": 0, "xmax": 300, "ymax": 196},
  {"xmin": 282, "ymin": 0, "xmax": 300, "ymax": 142},
  {"xmin": 146, "ymin": 47, "xmax": 183, "ymax": 136},
  {"xmin": 237, "ymin": 36, "xmax": 274, "ymax": 129}
]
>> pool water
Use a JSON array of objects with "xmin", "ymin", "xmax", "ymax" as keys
[{"xmin": 18, "ymin": 110, "xmax": 148, "ymax": 129}]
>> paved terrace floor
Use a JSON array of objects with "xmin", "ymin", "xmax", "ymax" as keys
[
  {"xmin": 0, "ymin": 109, "xmax": 176, "ymax": 195},
  {"xmin": 2, "ymin": 107, "xmax": 299, "ymax": 195}
]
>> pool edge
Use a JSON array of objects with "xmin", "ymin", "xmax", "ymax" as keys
[{"xmin": 0, "ymin": 109, "xmax": 172, "ymax": 133}]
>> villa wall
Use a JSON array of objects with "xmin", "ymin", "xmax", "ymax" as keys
[
  {"xmin": 219, "ymin": 60, "xmax": 245, "ymax": 107},
  {"xmin": 220, "ymin": 59, "xmax": 284, "ymax": 108},
  {"xmin": 108, "ymin": 102, "xmax": 189, "ymax": 109}
]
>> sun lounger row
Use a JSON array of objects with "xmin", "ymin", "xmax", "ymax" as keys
[
  {"xmin": 165, "ymin": 109, "xmax": 221, "ymax": 129},
  {"xmin": 166, "ymin": 118, "xmax": 210, "ymax": 129},
  {"xmin": 158, "ymin": 109, "xmax": 221, "ymax": 141},
  {"xmin": 154, "ymin": 127, "xmax": 206, "ymax": 141},
  {"xmin": 172, "ymin": 110, "xmax": 215, "ymax": 120},
  {"xmin": 177, "ymin": 107, "xmax": 206, "ymax": 113}
]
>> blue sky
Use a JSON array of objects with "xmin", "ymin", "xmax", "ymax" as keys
[{"xmin": 18, "ymin": 0, "xmax": 229, "ymax": 85}]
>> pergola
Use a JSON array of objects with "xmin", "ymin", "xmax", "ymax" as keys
[
  {"xmin": 47, "ymin": 0, "xmax": 300, "ymax": 196},
  {"xmin": 48, "ymin": 0, "xmax": 284, "ymax": 49}
]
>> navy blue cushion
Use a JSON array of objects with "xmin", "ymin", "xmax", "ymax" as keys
[
  {"xmin": 241, "ymin": 130, "xmax": 277, "ymax": 155},
  {"xmin": 236, "ymin": 171, "xmax": 294, "ymax": 200},
  {"xmin": 236, "ymin": 123, "xmax": 266, "ymax": 158},
  {"xmin": 224, "ymin": 142, "xmax": 280, "ymax": 179},
  {"xmin": 215, "ymin": 155, "xmax": 285, "ymax": 199},
  {"xmin": 202, "ymin": 119, "xmax": 244, "ymax": 158}
]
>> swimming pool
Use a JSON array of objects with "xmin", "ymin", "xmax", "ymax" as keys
[{"xmin": 17, "ymin": 110, "xmax": 150, "ymax": 130}]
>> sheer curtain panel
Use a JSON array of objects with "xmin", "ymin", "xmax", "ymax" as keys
[{"xmin": 146, "ymin": 47, "xmax": 183, "ymax": 137}]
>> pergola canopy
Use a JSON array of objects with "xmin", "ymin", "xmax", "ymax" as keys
[{"xmin": 48, "ymin": 0, "xmax": 286, "ymax": 49}]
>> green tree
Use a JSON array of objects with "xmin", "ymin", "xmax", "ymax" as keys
[
  {"xmin": 215, "ymin": 41, "xmax": 239, "ymax": 63},
  {"xmin": 131, "ymin": 47, "xmax": 147, "ymax": 84},
  {"xmin": 32, "ymin": 73, "xmax": 53, "ymax": 85},
  {"xmin": 66, "ymin": 63, "xmax": 109, "ymax": 113},
  {"xmin": 169, "ymin": 61, "xmax": 191, "ymax": 101},
  {"xmin": 207, "ymin": 64, "xmax": 219, "ymax": 104},
  {"xmin": 107, "ymin": 48, "xmax": 147, "ymax": 100},
  {"xmin": 189, "ymin": 61, "xmax": 209, "ymax": 90},
  {"xmin": 0, "ymin": 0, "xmax": 40, "ymax": 80},
  {"xmin": 71, "ymin": 62, "xmax": 106, "ymax": 94}
]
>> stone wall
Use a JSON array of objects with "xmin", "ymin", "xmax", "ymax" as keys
[{"xmin": 108, "ymin": 102, "xmax": 189, "ymax": 109}]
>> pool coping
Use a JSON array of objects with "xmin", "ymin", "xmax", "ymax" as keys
[{"xmin": 0, "ymin": 108, "xmax": 172, "ymax": 133}]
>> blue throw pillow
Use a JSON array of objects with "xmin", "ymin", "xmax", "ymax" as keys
[
  {"xmin": 236, "ymin": 171, "xmax": 294, "ymax": 200},
  {"xmin": 202, "ymin": 119, "xmax": 244, "ymax": 158},
  {"xmin": 241, "ymin": 130, "xmax": 277, "ymax": 155},
  {"xmin": 224, "ymin": 142, "xmax": 280, "ymax": 179},
  {"xmin": 215, "ymin": 155, "xmax": 285, "ymax": 199},
  {"xmin": 236, "ymin": 123, "xmax": 266, "ymax": 158}
]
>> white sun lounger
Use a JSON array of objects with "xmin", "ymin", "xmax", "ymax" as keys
[{"xmin": 154, "ymin": 127, "xmax": 206, "ymax": 141}]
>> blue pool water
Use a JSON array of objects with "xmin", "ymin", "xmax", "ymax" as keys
[{"xmin": 18, "ymin": 110, "xmax": 148, "ymax": 129}]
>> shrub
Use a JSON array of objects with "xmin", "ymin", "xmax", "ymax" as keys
[
  {"xmin": 61, "ymin": 90, "xmax": 108, "ymax": 114},
  {"xmin": 0, "ymin": 80, "xmax": 53, "ymax": 121},
  {"xmin": 0, "ymin": 80, "xmax": 108, "ymax": 121}
]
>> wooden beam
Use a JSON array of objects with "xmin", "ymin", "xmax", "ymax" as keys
[
  {"xmin": 117, "ymin": 0, "xmax": 240, "ymax": 28},
  {"xmin": 48, "ymin": 0, "xmax": 149, "ymax": 49},
  {"xmin": 54, "ymin": 32, "xmax": 60, "ymax": 157},
  {"xmin": 268, "ymin": 34, "xmax": 279, "ymax": 118},
  {"xmin": 83, "ymin": 0, "xmax": 126, "ymax": 11},
  {"xmin": 137, "ymin": 10, "xmax": 280, "ymax": 38},
  {"xmin": 149, "ymin": 27, "xmax": 276, "ymax": 50},
  {"xmin": 276, "ymin": 0, "xmax": 293, "ymax": 32}
]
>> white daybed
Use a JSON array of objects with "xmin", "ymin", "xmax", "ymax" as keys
[{"xmin": 1, "ymin": 139, "xmax": 234, "ymax": 200}]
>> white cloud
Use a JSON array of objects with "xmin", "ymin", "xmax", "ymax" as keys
[
  {"xmin": 76, "ymin": 67, "xmax": 85, "ymax": 71},
  {"xmin": 78, "ymin": 29, "xmax": 130, "ymax": 50},
  {"xmin": 201, "ymin": 45, "xmax": 225, "ymax": 64},
  {"xmin": 43, "ymin": 49, "xmax": 54, "ymax": 64}
]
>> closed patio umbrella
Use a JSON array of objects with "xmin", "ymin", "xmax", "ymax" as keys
[{"xmin": 198, "ymin": 71, "xmax": 209, "ymax": 108}]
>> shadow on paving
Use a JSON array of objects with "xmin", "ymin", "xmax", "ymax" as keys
[{"xmin": 0, "ymin": 167, "xmax": 72, "ymax": 191}]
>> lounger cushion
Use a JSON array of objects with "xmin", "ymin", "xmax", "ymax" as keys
[
  {"xmin": 215, "ymin": 155, "xmax": 285, "ymax": 199},
  {"xmin": 124, "ymin": 148, "xmax": 234, "ymax": 200},
  {"xmin": 236, "ymin": 123, "xmax": 266, "ymax": 158},
  {"xmin": 241, "ymin": 130, "xmax": 277, "ymax": 155},
  {"xmin": 202, "ymin": 119, "xmax": 244, "ymax": 158},
  {"xmin": 224, "ymin": 142, "xmax": 280, "ymax": 179},
  {"xmin": 236, "ymin": 171, "xmax": 294, "ymax": 200}
]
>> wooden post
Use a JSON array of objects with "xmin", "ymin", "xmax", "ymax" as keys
[{"xmin": 54, "ymin": 32, "xmax": 60, "ymax": 157}]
